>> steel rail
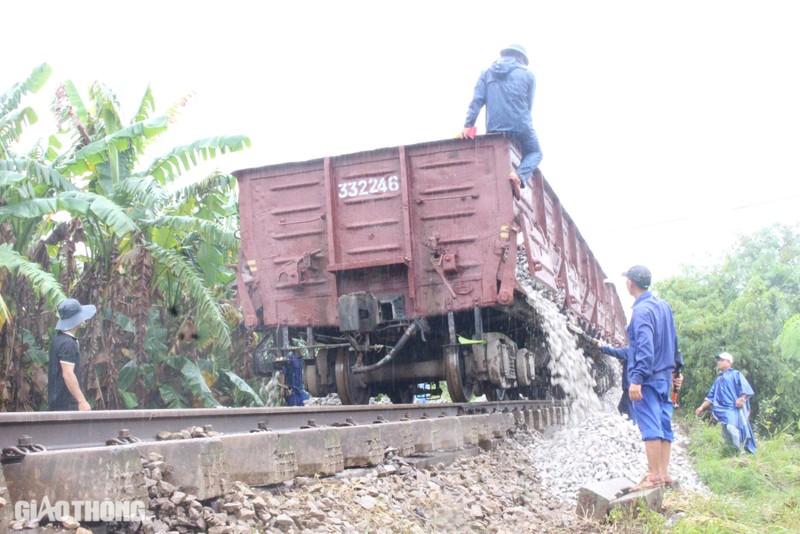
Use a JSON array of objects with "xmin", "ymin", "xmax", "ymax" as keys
[{"xmin": 0, "ymin": 400, "xmax": 559, "ymax": 452}]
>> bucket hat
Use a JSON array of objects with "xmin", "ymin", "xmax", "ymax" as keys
[
  {"xmin": 56, "ymin": 298, "xmax": 96, "ymax": 331},
  {"xmin": 500, "ymin": 44, "xmax": 529, "ymax": 65}
]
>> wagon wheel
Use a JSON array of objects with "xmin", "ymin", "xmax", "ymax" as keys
[
  {"xmin": 444, "ymin": 346, "xmax": 475, "ymax": 402},
  {"xmin": 303, "ymin": 363, "xmax": 322, "ymax": 397},
  {"xmin": 388, "ymin": 384, "xmax": 415, "ymax": 405},
  {"xmin": 335, "ymin": 349, "xmax": 371, "ymax": 405}
]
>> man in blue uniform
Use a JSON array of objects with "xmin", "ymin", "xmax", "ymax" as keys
[
  {"xmin": 622, "ymin": 265, "xmax": 681, "ymax": 489},
  {"xmin": 462, "ymin": 44, "xmax": 543, "ymax": 199},
  {"xmin": 599, "ymin": 342, "xmax": 683, "ymax": 425},
  {"xmin": 695, "ymin": 352, "xmax": 756, "ymax": 453}
]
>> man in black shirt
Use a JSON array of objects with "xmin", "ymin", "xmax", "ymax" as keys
[{"xmin": 48, "ymin": 298, "xmax": 96, "ymax": 411}]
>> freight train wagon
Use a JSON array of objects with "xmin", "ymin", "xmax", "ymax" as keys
[{"xmin": 234, "ymin": 134, "xmax": 627, "ymax": 404}]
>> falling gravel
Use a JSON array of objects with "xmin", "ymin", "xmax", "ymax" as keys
[{"xmin": 516, "ymin": 247, "xmax": 601, "ymax": 421}]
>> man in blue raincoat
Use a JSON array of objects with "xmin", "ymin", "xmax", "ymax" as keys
[
  {"xmin": 284, "ymin": 352, "xmax": 309, "ymax": 407},
  {"xmin": 695, "ymin": 352, "xmax": 756, "ymax": 453},
  {"xmin": 462, "ymin": 44, "xmax": 543, "ymax": 199}
]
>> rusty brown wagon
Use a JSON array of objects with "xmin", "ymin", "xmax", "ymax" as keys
[{"xmin": 234, "ymin": 134, "xmax": 626, "ymax": 404}]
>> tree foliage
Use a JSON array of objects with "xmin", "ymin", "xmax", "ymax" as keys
[
  {"xmin": 1, "ymin": 65, "xmax": 261, "ymax": 411},
  {"xmin": 657, "ymin": 224, "xmax": 800, "ymax": 434}
]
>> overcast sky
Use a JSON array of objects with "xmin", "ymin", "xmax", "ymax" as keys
[{"xmin": 5, "ymin": 1, "xmax": 800, "ymax": 309}]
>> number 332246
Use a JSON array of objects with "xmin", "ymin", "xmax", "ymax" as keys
[{"xmin": 337, "ymin": 175, "xmax": 399, "ymax": 199}]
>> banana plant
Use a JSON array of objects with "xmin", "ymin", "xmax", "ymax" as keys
[{"xmin": 1, "ymin": 66, "xmax": 254, "ymax": 410}]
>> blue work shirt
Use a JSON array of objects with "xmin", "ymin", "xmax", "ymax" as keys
[
  {"xmin": 600, "ymin": 345, "xmax": 634, "ymax": 420},
  {"xmin": 626, "ymin": 292, "xmax": 679, "ymax": 386},
  {"xmin": 601, "ymin": 345, "xmax": 631, "ymax": 389},
  {"xmin": 464, "ymin": 56, "xmax": 535, "ymax": 134}
]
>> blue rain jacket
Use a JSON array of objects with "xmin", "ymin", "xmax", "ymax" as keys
[
  {"xmin": 464, "ymin": 57, "xmax": 535, "ymax": 133},
  {"xmin": 706, "ymin": 368, "xmax": 757, "ymax": 453},
  {"xmin": 600, "ymin": 345, "xmax": 634, "ymax": 420},
  {"xmin": 601, "ymin": 345, "xmax": 631, "ymax": 391},
  {"xmin": 285, "ymin": 352, "xmax": 309, "ymax": 407},
  {"xmin": 626, "ymin": 292, "xmax": 679, "ymax": 386}
]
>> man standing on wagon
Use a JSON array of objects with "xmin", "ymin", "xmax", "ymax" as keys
[{"xmin": 461, "ymin": 44, "xmax": 543, "ymax": 199}]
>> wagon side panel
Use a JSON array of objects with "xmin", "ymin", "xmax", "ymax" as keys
[{"xmin": 235, "ymin": 161, "xmax": 337, "ymax": 327}]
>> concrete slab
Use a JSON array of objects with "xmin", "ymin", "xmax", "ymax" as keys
[
  {"xmin": 489, "ymin": 411, "xmax": 513, "ymax": 439},
  {"xmin": 470, "ymin": 413, "xmax": 493, "ymax": 446},
  {"xmin": 412, "ymin": 418, "xmax": 437, "ymax": 453},
  {"xmin": 430, "ymin": 415, "xmax": 463, "ymax": 451},
  {"xmin": 137, "ymin": 438, "xmax": 227, "ymax": 500},
  {"xmin": 458, "ymin": 415, "xmax": 479, "ymax": 446},
  {"xmin": 548, "ymin": 407, "xmax": 557, "ymax": 426},
  {"xmin": 374, "ymin": 420, "xmax": 415, "ymax": 457},
  {"xmin": 219, "ymin": 432, "xmax": 284, "ymax": 487},
  {"xmin": 576, "ymin": 476, "xmax": 636, "ymax": 520},
  {"xmin": 336, "ymin": 425, "xmax": 384, "ymax": 468},
  {"xmin": 609, "ymin": 486, "xmax": 664, "ymax": 518},
  {"xmin": 2, "ymin": 410, "xmax": 529, "ymax": 513},
  {"xmin": 522, "ymin": 408, "xmax": 533, "ymax": 429},
  {"xmin": 3, "ymin": 444, "xmax": 146, "ymax": 523},
  {"xmin": 512, "ymin": 409, "xmax": 525, "ymax": 426},
  {"xmin": 277, "ymin": 428, "xmax": 343, "ymax": 478},
  {"xmin": 532, "ymin": 409, "xmax": 544, "ymax": 430}
]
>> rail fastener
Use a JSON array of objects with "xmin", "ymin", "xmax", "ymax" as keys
[
  {"xmin": 1, "ymin": 435, "xmax": 46, "ymax": 465},
  {"xmin": 106, "ymin": 428, "xmax": 141, "ymax": 446}
]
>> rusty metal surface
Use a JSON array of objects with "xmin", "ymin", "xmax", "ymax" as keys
[
  {"xmin": 234, "ymin": 134, "xmax": 626, "ymax": 341},
  {"xmin": 0, "ymin": 400, "xmax": 554, "ymax": 452},
  {"xmin": 516, "ymin": 170, "xmax": 626, "ymax": 340}
]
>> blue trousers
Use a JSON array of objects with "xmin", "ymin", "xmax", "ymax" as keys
[
  {"xmin": 630, "ymin": 379, "xmax": 674, "ymax": 442},
  {"xmin": 507, "ymin": 128, "xmax": 543, "ymax": 186}
]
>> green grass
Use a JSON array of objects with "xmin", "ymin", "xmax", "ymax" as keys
[{"xmin": 610, "ymin": 417, "xmax": 800, "ymax": 533}]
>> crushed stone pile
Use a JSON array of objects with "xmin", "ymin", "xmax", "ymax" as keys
[{"xmin": 527, "ymin": 386, "xmax": 707, "ymax": 507}]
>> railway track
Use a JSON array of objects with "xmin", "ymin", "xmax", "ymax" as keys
[
  {"xmin": 0, "ymin": 400, "xmax": 567, "ymax": 526},
  {"xmin": 0, "ymin": 400, "xmax": 558, "ymax": 453}
]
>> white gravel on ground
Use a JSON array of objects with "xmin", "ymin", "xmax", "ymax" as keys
[{"xmin": 526, "ymin": 385, "xmax": 707, "ymax": 506}]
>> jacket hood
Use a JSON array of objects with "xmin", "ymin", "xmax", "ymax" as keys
[{"xmin": 490, "ymin": 56, "xmax": 525, "ymax": 78}]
